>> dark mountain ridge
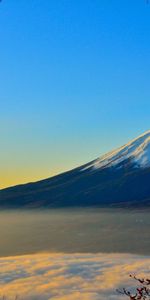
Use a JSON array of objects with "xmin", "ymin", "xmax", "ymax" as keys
[{"xmin": 0, "ymin": 131, "xmax": 150, "ymax": 208}]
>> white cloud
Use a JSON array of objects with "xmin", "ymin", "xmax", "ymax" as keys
[{"xmin": 0, "ymin": 253, "xmax": 150, "ymax": 300}]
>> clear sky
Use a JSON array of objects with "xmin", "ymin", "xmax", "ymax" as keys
[{"xmin": 0, "ymin": 0, "xmax": 150, "ymax": 188}]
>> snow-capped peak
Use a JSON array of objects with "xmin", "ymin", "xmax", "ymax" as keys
[{"xmin": 81, "ymin": 130, "xmax": 150, "ymax": 171}]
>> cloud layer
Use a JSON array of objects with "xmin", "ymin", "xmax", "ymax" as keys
[{"xmin": 0, "ymin": 253, "xmax": 150, "ymax": 300}]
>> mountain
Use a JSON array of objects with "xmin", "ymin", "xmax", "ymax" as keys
[{"xmin": 0, "ymin": 131, "xmax": 150, "ymax": 208}]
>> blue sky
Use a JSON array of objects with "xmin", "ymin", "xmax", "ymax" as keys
[{"xmin": 0, "ymin": 0, "xmax": 150, "ymax": 187}]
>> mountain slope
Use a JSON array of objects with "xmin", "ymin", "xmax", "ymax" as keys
[
  {"xmin": 0, "ymin": 131, "xmax": 150, "ymax": 208},
  {"xmin": 81, "ymin": 130, "xmax": 150, "ymax": 171}
]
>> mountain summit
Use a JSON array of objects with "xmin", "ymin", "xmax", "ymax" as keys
[
  {"xmin": 0, "ymin": 131, "xmax": 150, "ymax": 208},
  {"xmin": 81, "ymin": 130, "xmax": 150, "ymax": 171}
]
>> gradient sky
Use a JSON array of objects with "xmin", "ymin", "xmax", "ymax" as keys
[{"xmin": 0, "ymin": 0, "xmax": 150, "ymax": 188}]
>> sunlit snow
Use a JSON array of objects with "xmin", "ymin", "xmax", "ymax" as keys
[{"xmin": 81, "ymin": 130, "xmax": 150, "ymax": 171}]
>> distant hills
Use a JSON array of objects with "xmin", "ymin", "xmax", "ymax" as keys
[{"xmin": 0, "ymin": 131, "xmax": 150, "ymax": 208}]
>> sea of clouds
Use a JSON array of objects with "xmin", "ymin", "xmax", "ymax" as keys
[{"xmin": 0, "ymin": 253, "xmax": 150, "ymax": 300}]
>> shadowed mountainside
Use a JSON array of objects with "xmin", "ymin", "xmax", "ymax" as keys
[{"xmin": 0, "ymin": 131, "xmax": 150, "ymax": 208}]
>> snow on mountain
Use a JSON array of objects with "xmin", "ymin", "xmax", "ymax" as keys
[
  {"xmin": 1, "ymin": 130, "xmax": 150, "ymax": 209},
  {"xmin": 81, "ymin": 130, "xmax": 150, "ymax": 171}
]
